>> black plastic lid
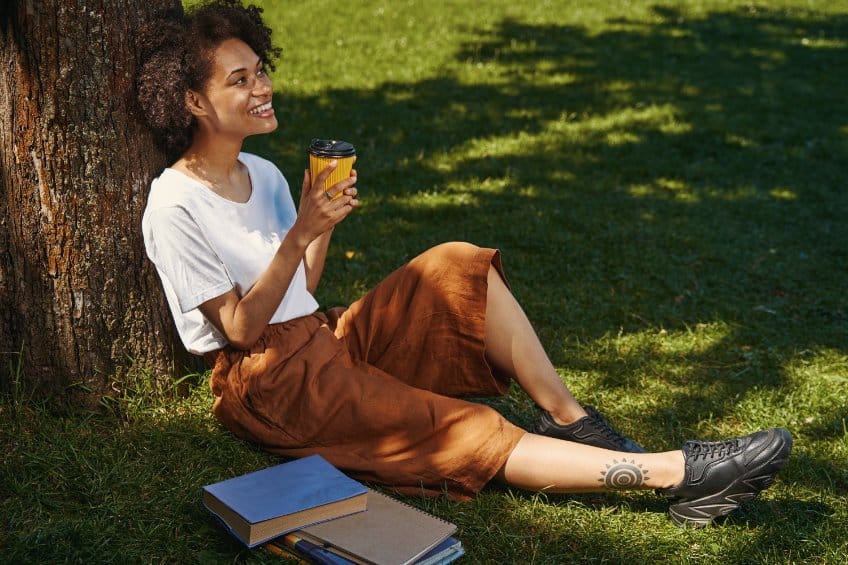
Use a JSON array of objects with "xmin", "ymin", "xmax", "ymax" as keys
[{"xmin": 308, "ymin": 139, "xmax": 356, "ymax": 158}]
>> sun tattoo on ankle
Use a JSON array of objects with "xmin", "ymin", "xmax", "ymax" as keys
[{"xmin": 599, "ymin": 458, "xmax": 650, "ymax": 489}]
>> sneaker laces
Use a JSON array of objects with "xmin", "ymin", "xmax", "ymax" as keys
[
  {"xmin": 586, "ymin": 410, "xmax": 631, "ymax": 449},
  {"xmin": 684, "ymin": 438, "xmax": 742, "ymax": 461}
]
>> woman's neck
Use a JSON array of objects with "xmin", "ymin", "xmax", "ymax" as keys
[
  {"xmin": 181, "ymin": 130, "xmax": 242, "ymax": 174},
  {"xmin": 174, "ymin": 135, "xmax": 252, "ymax": 203}
]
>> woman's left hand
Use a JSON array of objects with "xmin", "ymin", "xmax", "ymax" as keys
[{"xmin": 295, "ymin": 161, "xmax": 359, "ymax": 241}]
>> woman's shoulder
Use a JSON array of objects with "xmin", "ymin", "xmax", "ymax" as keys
[
  {"xmin": 240, "ymin": 152, "xmax": 289, "ymax": 182},
  {"xmin": 239, "ymin": 152, "xmax": 290, "ymax": 196},
  {"xmin": 146, "ymin": 167, "xmax": 201, "ymax": 210},
  {"xmin": 239, "ymin": 152, "xmax": 282, "ymax": 175}
]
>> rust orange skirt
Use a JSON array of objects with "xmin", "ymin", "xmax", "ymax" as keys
[{"xmin": 208, "ymin": 242, "xmax": 527, "ymax": 500}]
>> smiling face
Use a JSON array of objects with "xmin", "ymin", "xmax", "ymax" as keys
[{"xmin": 187, "ymin": 37, "xmax": 278, "ymax": 142}]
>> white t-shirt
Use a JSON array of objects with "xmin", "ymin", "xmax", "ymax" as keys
[{"xmin": 141, "ymin": 152, "xmax": 319, "ymax": 354}]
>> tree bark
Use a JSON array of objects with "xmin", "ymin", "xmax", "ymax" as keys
[{"xmin": 0, "ymin": 0, "xmax": 198, "ymax": 407}]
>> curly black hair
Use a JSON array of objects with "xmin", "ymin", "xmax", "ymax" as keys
[{"xmin": 136, "ymin": 0, "xmax": 281, "ymax": 161}]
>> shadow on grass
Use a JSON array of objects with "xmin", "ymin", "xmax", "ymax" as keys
[
  {"xmin": 245, "ymin": 5, "xmax": 847, "ymax": 444},
  {"xmin": 226, "ymin": 5, "xmax": 848, "ymax": 560},
  {"xmin": 0, "ymin": 401, "xmax": 283, "ymax": 563},
  {"xmin": 798, "ymin": 403, "xmax": 848, "ymax": 442},
  {"xmin": 788, "ymin": 452, "xmax": 848, "ymax": 494}
]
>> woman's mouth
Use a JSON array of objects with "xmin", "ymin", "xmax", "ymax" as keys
[{"xmin": 249, "ymin": 102, "xmax": 274, "ymax": 117}]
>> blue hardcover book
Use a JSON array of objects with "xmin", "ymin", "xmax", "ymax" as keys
[
  {"xmin": 271, "ymin": 534, "xmax": 463, "ymax": 565},
  {"xmin": 274, "ymin": 533, "xmax": 355, "ymax": 564},
  {"xmin": 202, "ymin": 455, "xmax": 368, "ymax": 548},
  {"xmin": 415, "ymin": 537, "xmax": 464, "ymax": 565}
]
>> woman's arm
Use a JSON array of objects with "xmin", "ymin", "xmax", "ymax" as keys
[
  {"xmin": 199, "ymin": 162, "xmax": 358, "ymax": 349},
  {"xmin": 303, "ymin": 229, "xmax": 333, "ymax": 293}
]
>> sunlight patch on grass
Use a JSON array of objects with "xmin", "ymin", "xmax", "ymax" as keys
[
  {"xmin": 402, "ymin": 102, "xmax": 702, "ymax": 184},
  {"xmin": 628, "ymin": 177, "xmax": 700, "ymax": 203},
  {"xmin": 553, "ymin": 103, "xmax": 692, "ymax": 144},
  {"xmin": 427, "ymin": 131, "xmax": 538, "ymax": 175},
  {"xmin": 800, "ymin": 37, "xmax": 848, "ymax": 49},
  {"xmin": 629, "ymin": 184, "xmax": 653, "ymax": 198},
  {"xmin": 604, "ymin": 130, "xmax": 642, "ymax": 146},
  {"xmin": 658, "ymin": 178, "xmax": 699, "ymax": 202},
  {"xmin": 611, "ymin": 323, "xmax": 735, "ymax": 378},
  {"xmin": 564, "ymin": 321, "xmax": 736, "ymax": 391},
  {"xmin": 450, "ymin": 174, "xmax": 513, "ymax": 194},
  {"xmin": 398, "ymin": 190, "xmax": 477, "ymax": 209},
  {"xmin": 488, "ymin": 54, "xmax": 583, "ymax": 86},
  {"xmin": 550, "ymin": 170, "xmax": 577, "ymax": 183},
  {"xmin": 384, "ymin": 88, "xmax": 417, "ymax": 103},
  {"xmin": 654, "ymin": 322, "xmax": 735, "ymax": 356},
  {"xmin": 725, "ymin": 133, "xmax": 756, "ymax": 148},
  {"xmin": 706, "ymin": 184, "xmax": 767, "ymax": 200},
  {"xmin": 680, "ymin": 83, "xmax": 701, "ymax": 97},
  {"xmin": 750, "ymin": 46, "xmax": 789, "ymax": 65},
  {"xmin": 769, "ymin": 187, "xmax": 799, "ymax": 200},
  {"xmin": 602, "ymin": 79, "xmax": 634, "ymax": 94},
  {"xmin": 518, "ymin": 184, "xmax": 542, "ymax": 198},
  {"xmin": 631, "ymin": 180, "xmax": 769, "ymax": 203},
  {"xmin": 388, "ymin": 172, "xmax": 518, "ymax": 209},
  {"xmin": 782, "ymin": 349, "xmax": 848, "ymax": 405},
  {"xmin": 505, "ymin": 107, "xmax": 542, "ymax": 120}
]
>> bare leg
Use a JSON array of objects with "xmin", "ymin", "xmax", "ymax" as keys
[
  {"xmin": 484, "ymin": 266, "xmax": 585, "ymax": 424},
  {"xmin": 497, "ymin": 433, "xmax": 685, "ymax": 492}
]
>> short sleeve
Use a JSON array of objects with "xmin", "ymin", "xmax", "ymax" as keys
[{"xmin": 144, "ymin": 205, "xmax": 234, "ymax": 313}]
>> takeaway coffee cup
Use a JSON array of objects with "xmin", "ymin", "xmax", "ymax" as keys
[{"xmin": 308, "ymin": 139, "xmax": 356, "ymax": 201}]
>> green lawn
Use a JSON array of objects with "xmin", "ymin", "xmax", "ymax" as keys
[{"xmin": 2, "ymin": 0, "xmax": 847, "ymax": 562}]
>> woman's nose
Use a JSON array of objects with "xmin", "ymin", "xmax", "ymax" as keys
[{"xmin": 254, "ymin": 75, "xmax": 272, "ymax": 95}]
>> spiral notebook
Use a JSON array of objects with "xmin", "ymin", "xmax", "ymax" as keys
[{"xmin": 293, "ymin": 488, "xmax": 457, "ymax": 565}]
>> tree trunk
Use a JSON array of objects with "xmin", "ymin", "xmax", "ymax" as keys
[{"xmin": 0, "ymin": 0, "xmax": 198, "ymax": 407}]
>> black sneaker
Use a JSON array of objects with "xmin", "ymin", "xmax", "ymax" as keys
[
  {"xmin": 660, "ymin": 427, "xmax": 792, "ymax": 528},
  {"xmin": 533, "ymin": 406, "xmax": 646, "ymax": 453}
]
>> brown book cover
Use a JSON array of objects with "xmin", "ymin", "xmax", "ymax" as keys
[{"xmin": 294, "ymin": 488, "xmax": 457, "ymax": 565}]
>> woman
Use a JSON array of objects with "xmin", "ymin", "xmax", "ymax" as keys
[{"xmin": 137, "ymin": 0, "xmax": 791, "ymax": 528}]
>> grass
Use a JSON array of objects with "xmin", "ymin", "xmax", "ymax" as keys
[{"xmin": 3, "ymin": 0, "xmax": 848, "ymax": 562}]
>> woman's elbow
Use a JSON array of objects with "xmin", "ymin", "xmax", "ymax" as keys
[
  {"xmin": 224, "ymin": 328, "xmax": 261, "ymax": 351},
  {"xmin": 304, "ymin": 273, "xmax": 320, "ymax": 294}
]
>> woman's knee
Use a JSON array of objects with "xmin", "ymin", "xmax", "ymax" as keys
[{"xmin": 414, "ymin": 241, "xmax": 483, "ymax": 269}]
